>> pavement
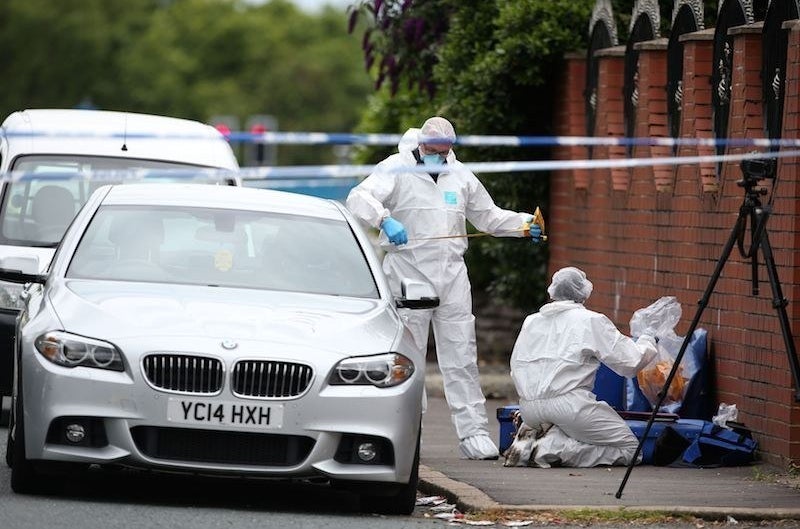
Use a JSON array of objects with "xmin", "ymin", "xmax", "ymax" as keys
[{"xmin": 418, "ymin": 362, "xmax": 800, "ymax": 521}]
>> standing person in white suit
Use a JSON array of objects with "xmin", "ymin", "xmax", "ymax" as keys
[
  {"xmin": 346, "ymin": 116, "xmax": 542, "ymax": 460},
  {"xmin": 510, "ymin": 267, "xmax": 658, "ymax": 467}
]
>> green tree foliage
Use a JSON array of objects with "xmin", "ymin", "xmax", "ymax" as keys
[
  {"xmin": 119, "ymin": 0, "xmax": 373, "ymax": 163},
  {"xmin": 0, "ymin": 0, "xmax": 159, "ymax": 112},
  {"xmin": 0, "ymin": 0, "xmax": 371, "ymax": 164}
]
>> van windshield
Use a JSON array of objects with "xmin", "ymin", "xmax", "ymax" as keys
[{"xmin": 1, "ymin": 155, "xmax": 236, "ymax": 247}]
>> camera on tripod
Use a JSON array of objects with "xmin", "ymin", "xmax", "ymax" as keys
[
  {"xmin": 737, "ymin": 157, "xmax": 777, "ymax": 193},
  {"xmin": 740, "ymin": 157, "xmax": 776, "ymax": 181}
]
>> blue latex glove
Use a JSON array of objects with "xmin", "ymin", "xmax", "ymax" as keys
[
  {"xmin": 381, "ymin": 216, "xmax": 408, "ymax": 245},
  {"xmin": 529, "ymin": 223, "xmax": 542, "ymax": 243}
]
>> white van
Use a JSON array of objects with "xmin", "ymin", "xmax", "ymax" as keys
[{"xmin": 0, "ymin": 108, "xmax": 240, "ymax": 400}]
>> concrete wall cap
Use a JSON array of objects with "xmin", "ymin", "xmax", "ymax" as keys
[
  {"xmin": 594, "ymin": 45, "xmax": 627, "ymax": 57},
  {"xmin": 634, "ymin": 37, "xmax": 669, "ymax": 51},
  {"xmin": 728, "ymin": 21, "xmax": 764, "ymax": 35},
  {"xmin": 783, "ymin": 19, "xmax": 800, "ymax": 30},
  {"xmin": 679, "ymin": 28, "xmax": 716, "ymax": 42}
]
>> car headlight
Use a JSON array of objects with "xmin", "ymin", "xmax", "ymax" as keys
[
  {"xmin": 34, "ymin": 331, "xmax": 124, "ymax": 371},
  {"xmin": 328, "ymin": 353, "xmax": 415, "ymax": 388},
  {"xmin": 0, "ymin": 279, "xmax": 26, "ymax": 310}
]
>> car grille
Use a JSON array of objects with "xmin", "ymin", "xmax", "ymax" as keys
[
  {"xmin": 131, "ymin": 426, "xmax": 314, "ymax": 466},
  {"xmin": 142, "ymin": 354, "xmax": 224, "ymax": 394},
  {"xmin": 231, "ymin": 360, "xmax": 313, "ymax": 398}
]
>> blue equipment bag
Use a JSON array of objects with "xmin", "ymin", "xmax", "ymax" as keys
[
  {"xmin": 681, "ymin": 422, "xmax": 758, "ymax": 467},
  {"xmin": 626, "ymin": 418, "xmax": 704, "ymax": 465},
  {"xmin": 627, "ymin": 418, "xmax": 757, "ymax": 467}
]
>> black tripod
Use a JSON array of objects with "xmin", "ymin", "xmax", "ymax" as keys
[{"xmin": 616, "ymin": 158, "xmax": 800, "ymax": 498}]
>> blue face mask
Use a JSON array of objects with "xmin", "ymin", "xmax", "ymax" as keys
[{"xmin": 422, "ymin": 153, "xmax": 445, "ymax": 166}]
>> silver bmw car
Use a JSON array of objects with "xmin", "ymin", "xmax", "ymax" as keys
[{"xmin": 2, "ymin": 183, "xmax": 437, "ymax": 515}]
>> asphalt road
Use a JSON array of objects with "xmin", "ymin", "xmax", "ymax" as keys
[
  {"xmin": 0, "ymin": 426, "xmax": 442, "ymax": 529},
  {"xmin": 4, "ymin": 426, "xmax": 799, "ymax": 529}
]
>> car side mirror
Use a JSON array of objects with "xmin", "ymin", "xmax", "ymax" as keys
[
  {"xmin": 395, "ymin": 278, "xmax": 439, "ymax": 309},
  {"xmin": 0, "ymin": 256, "xmax": 47, "ymax": 284}
]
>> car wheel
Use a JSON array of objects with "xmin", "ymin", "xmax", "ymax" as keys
[
  {"xmin": 10, "ymin": 383, "xmax": 50, "ymax": 494},
  {"xmin": 0, "ymin": 396, "xmax": 10, "ymax": 427},
  {"xmin": 5, "ymin": 398, "xmax": 14, "ymax": 468},
  {"xmin": 360, "ymin": 429, "xmax": 420, "ymax": 516}
]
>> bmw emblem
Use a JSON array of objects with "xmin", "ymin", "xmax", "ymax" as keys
[{"xmin": 221, "ymin": 339, "xmax": 238, "ymax": 350}]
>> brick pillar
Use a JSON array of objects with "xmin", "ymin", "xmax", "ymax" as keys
[
  {"xmin": 726, "ymin": 22, "xmax": 766, "ymax": 188},
  {"xmin": 550, "ymin": 53, "xmax": 590, "ymax": 275},
  {"xmin": 594, "ymin": 46, "xmax": 627, "ymax": 194},
  {"xmin": 633, "ymin": 38, "xmax": 670, "ymax": 193},
  {"xmin": 584, "ymin": 46, "xmax": 629, "ymax": 308},
  {"xmin": 553, "ymin": 53, "xmax": 588, "ymax": 190},
  {"xmin": 678, "ymin": 29, "xmax": 716, "ymax": 196}
]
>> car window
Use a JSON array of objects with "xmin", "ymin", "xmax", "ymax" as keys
[
  {"xmin": 0, "ymin": 155, "xmax": 237, "ymax": 247},
  {"xmin": 67, "ymin": 205, "xmax": 380, "ymax": 298}
]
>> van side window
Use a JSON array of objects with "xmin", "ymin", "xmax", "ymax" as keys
[{"xmin": 0, "ymin": 181, "xmax": 82, "ymax": 245}]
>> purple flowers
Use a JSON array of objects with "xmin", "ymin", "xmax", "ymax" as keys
[{"xmin": 348, "ymin": 0, "xmax": 449, "ymax": 99}]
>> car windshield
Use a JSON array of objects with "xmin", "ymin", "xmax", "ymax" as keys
[
  {"xmin": 66, "ymin": 205, "xmax": 380, "ymax": 298},
  {"xmin": 1, "ymin": 155, "xmax": 235, "ymax": 247}
]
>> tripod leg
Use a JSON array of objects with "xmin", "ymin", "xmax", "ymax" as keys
[
  {"xmin": 750, "ymin": 209, "xmax": 759, "ymax": 296},
  {"xmin": 616, "ymin": 211, "xmax": 746, "ymax": 498},
  {"xmin": 757, "ymin": 231, "xmax": 800, "ymax": 401}
]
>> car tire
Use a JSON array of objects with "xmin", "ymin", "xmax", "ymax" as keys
[
  {"xmin": 10, "ymin": 382, "xmax": 51, "ymax": 494},
  {"xmin": 360, "ymin": 428, "xmax": 420, "ymax": 516},
  {"xmin": 5, "ymin": 399, "xmax": 14, "ymax": 468},
  {"xmin": 0, "ymin": 397, "xmax": 10, "ymax": 427}
]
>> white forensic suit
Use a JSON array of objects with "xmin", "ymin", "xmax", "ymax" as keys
[
  {"xmin": 346, "ymin": 128, "xmax": 533, "ymax": 458},
  {"xmin": 510, "ymin": 300, "xmax": 657, "ymax": 467}
]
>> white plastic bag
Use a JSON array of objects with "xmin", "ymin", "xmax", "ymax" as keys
[
  {"xmin": 629, "ymin": 297, "xmax": 698, "ymax": 413},
  {"xmin": 712, "ymin": 402, "xmax": 738, "ymax": 429},
  {"xmin": 629, "ymin": 296, "xmax": 682, "ymax": 340}
]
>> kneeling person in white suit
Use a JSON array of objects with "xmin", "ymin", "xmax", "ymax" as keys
[{"xmin": 509, "ymin": 267, "xmax": 657, "ymax": 467}]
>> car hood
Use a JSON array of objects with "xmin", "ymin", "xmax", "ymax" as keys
[{"xmin": 50, "ymin": 280, "xmax": 400, "ymax": 354}]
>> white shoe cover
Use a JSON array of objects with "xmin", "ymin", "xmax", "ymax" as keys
[{"xmin": 459, "ymin": 434, "xmax": 500, "ymax": 460}]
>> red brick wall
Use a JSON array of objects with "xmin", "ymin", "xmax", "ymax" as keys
[{"xmin": 552, "ymin": 23, "xmax": 800, "ymax": 465}]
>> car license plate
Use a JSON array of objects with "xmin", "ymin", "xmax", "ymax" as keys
[{"xmin": 167, "ymin": 398, "xmax": 283, "ymax": 429}]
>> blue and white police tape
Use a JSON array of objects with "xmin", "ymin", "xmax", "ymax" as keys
[
  {"xmin": 226, "ymin": 132, "xmax": 796, "ymax": 149},
  {"xmin": 6, "ymin": 128, "xmax": 800, "ymax": 149},
  {"xmin": 2, "ymin": 148, "xmax": 797, "ymax": 183},
  {"xmin": 236, "ymin": 147, "xmax": 800, "ymax": 177}
]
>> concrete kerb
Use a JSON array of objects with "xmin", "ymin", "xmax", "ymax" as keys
[
  {"xmin": 418, "ymin": 464, "xmax": 501, "ymax": 511},
  {"xmin": 418, "ymin": 467, "xmax": 800, "ymax": 520}
]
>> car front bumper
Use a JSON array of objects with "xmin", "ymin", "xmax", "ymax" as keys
[{"xmin": 20, "ymin": 348, "xmax": 423, "ymax": 485}]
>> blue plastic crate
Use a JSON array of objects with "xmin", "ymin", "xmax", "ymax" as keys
[{"xmin": 496, "ymin": 404, "xmax": 520, "ymax": 454}]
